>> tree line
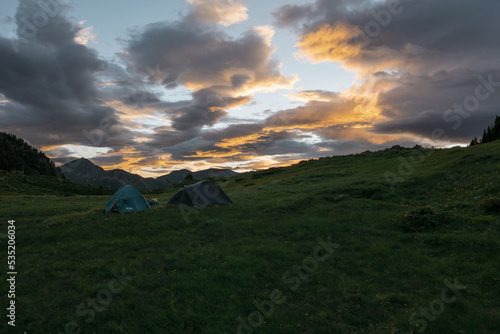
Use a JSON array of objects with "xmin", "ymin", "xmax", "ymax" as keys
[
  {"xmin": 469, "ymin": 116, "xmax": 500, "ymax": 146},
  {"xmin": 0, "ymin": 132, "xmax": 64, "ymax": 178}
]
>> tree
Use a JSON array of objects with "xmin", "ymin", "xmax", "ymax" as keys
[
  {"xmin": 493, "ymin": 115, "xmax": 500, "ymax": 140},
  {"xmin": 474, "ymin": 116, "xmax": 500, "ymax": 145},
  {"xmin": 487, "ymin": 125, "xmax": 494, "ymax": 142},
  {"xmin": 481, "ymin": 129, "xmax": 488, "ymax": 144},
  {"xmin": 0, "ymin": 132, "xmax": 64, "ymax": 178},
  {"xmin": 469, "ymin": 137, "xmax": 479, "ymax": 146}
]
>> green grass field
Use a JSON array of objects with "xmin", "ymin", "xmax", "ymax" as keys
[{"xmin": 1, "ymin": 143, "xmax": 499, "ymax": 333}]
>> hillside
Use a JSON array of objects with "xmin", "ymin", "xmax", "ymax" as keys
[
  {"xmin": 60, "ymin": 158, "xmax": 237, "ymax": 191},
  {"xmin": 0, "ymin": 142, "xmax": 499, "ymax": 333},
  {"xmin": 0, "ymin": 169, "xmax": 113, "ymax": 196},
  {"xmin": 0, "ymin": 132, "xmax": 64, "ymax": 178}
]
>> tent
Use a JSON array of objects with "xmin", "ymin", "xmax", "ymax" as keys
[
  {"xmin": 105, "ymin": 185, "xmax": 151, "ymax": 213},
  {"xmin": 167, "ymin": 180, "xmax": 233, "ymax": 207}
]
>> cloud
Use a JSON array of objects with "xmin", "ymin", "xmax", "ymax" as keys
[
  {"xmin": 371, "ymin": 70, "xmax": 500, "ymax": 142},
  {"xmin": 186, "ymin": 0, "xmax": 248, "ymax": 26},
  {"xmin": 272, "ymin": 3, "xmax": 315, "ymax": 28},
  {"xmin": 294, "ymin": 22, "xmax": 365, "ymax": 64},
  {"xmin": 168, "ymin": 87, "xmax": 252, "ymax": 131},
  {"xmin": 289, "ymin": 89, "xmax": 340, "ymax": 102},
  {"xmin": 1, "ymin": 0, "xmax": 304, "ymax": 174},
  {"xmin": 121, "ymin": 21, "xmax": 294, "ymax": 91},
  {"xmin": 120, "ymin": 18, "xmax": 296, "ymax": 133},
  {"xmin": 4, "ymin": 0, "xmax": 498, "ymax": 176},
  {"xmin": 253, "ymin": 25, "xmax": 275, "ymax": 46},
  {"xmin": 271, "ymin": 0, "xmax": 500, "ymax": 145},
  {"xmin": 45, "ymin": 146, "xmax": 75, "ymax": 159},
  {"xmin": 90, "ymin": 154, "xmax": 125, "ymax": 166},
  {"xmin": 122, "ymin": 91, "xmax": 161, "ymax": 107},
  {"xmin": 201, "ymin": 123, "xmax": 264, "ymax": 142},
  {"xmin": 14, "ymin": 0, "xmax": 80, "ymax": 47},
  {"xmin": 264, "ymin": 94, "xmax": 361, "ymax": 130},
  {"xmin": 0, "ymin": 15, "xmax": 13, "ymax": 24},
  {"xmin": 74, "ymin": 21, "xmax": 97, "ymax": 45},
  {"xmin": 0, "ymin": 0, "xmax": 134, "ymax": 150}
]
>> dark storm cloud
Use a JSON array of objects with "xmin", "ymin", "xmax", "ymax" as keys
[
  {"xmin": 44, "ymin": 147, "xmax": 75, "ymax": 163},
  {"xmin": 272, "ymin": 3, "xmax": 314, "ymax": 28},
  {"xmin": 0, "ymin": 0, "xmax": 134, "ymax": 149},
  {"xmin": 312, "ymin": 137, "xmax": 419, "ymax": 156},
  {"xmin": 273, "ymin": 0, "xmax": 371, "ymax": 29},
  {"xmin": 122, "ymin": 91, "xmax": 160, "ymax": 107},
  {"xmin": 145, "ymin": 127, "xmax": 205, "ymax": 149},
  {"xmin": 45, "ymin": 146, "xmax": 74, "ymax": 155},
  {"xmin": 230, "ymin": 74, "xmax": 251, "ymax": 89},
  {"xmin": 14, "ymin": 0, "xmax": 79, "ymax": 48},
  {"xmin": 90, "ymin": 154, "xmax": 125, "ymax": 166},
  {"xmin": 169, "ymin": 87, "xmax": 251, "ymax": 131},
  {"xmin": 238, "ymin": 130, "xmax": 312, "ymax": 156}
]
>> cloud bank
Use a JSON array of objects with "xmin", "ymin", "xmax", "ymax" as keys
[{"xmin": 1, "ymin": 0, "xmax": 498, "ymax": 175}]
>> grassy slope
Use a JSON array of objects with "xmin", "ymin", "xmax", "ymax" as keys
[
  {"xmin": 1, "ymin": 143, "xmax": 499, "ymax": 333},
  {"xmin": 0, "ymin": 170, "xmax": 113, "ymax": 196}
]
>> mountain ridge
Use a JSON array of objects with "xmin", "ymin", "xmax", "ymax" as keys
[{"xmin": 60, "ymin": 158, "xmax": 237, "ymax": 191}]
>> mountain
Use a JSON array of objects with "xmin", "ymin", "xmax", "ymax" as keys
[
  {"xmin": 60, "ymin": 158, "xmax": 237, "ymax": 191},
  {"xmin": 60, "ymin": 158, "xmax": 156, "ymax": 191},
  {"xmin": 0, "ymin": 132, "xmax": 64, "ymax": 178}
]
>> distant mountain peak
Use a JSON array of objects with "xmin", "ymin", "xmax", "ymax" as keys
[
  {"xmin": 62, "ymin": 157, "xmax": 104, "ymax": 171},
  {"xmin": 60, "ymin": 158, "xmax": 237, "ymax": 191}
]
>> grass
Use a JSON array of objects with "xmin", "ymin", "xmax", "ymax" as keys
[{"xmin": 0, "ymin": 142, "xmax": 499, "ymax": 333}]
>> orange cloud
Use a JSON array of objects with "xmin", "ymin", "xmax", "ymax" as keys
[
  {"xmin": 288, "ymin": 90, "xmax": 338, "ymax": 102},
  {"xmin": 295, "ymin": 22, "xmax": 364, "ymax": 64},
  {"xmin": 264, "ymin": 97, "xmax": 365, "ymax": 131},
  {"xmin": 216, "ymin": 132, "xmax": 264, "ymax": 149}
]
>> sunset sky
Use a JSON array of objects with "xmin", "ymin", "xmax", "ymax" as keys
[{"xmin": 1, "ymin": 0, "xmax": 499, "ymax": 177}]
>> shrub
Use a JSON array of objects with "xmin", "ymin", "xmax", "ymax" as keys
[
  {"xmin": 399, "ymin": 205, "xmax": 451, "ymax": 232},
  {"xmin": 480, "ymin": 197, "xmax": 500, "ymax": 212}
]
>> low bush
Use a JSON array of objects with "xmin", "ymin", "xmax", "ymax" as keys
[
  {"xmin": 400, "ymin": 205, "xmax": 451, "ymax": 232},
  {"xmin": 480, "ymin": 197, "xmax": 500, "ymax": 212}
]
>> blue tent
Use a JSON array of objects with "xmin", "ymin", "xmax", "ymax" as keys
[{"xmin": 105, "ymin": 185, "xmax": 150, "ymax": 213}]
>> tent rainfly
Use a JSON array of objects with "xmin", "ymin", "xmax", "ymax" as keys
[
  {"xmin": 167, "ymin": 180, "xmax": 233, "ymax": 207},
  {"xmin": 105, "ymin": 185, "xmax": 151, "ymax": 213}
]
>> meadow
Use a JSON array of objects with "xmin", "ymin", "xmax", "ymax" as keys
[{"xmin": 1, "ymin": 142, "xmax": 499, "ymax": 333}]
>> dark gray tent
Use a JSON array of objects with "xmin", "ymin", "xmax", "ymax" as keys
[{"xmin": 167, "ymin": 180, "xmax": 233, "ymax": 207}]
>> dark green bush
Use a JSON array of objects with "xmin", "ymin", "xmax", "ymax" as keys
[
  {"xmin": 480, "ymin": 197, "xmax": 500, "ymax": 212},
  {"xmin": 399, "ymin": 205, "xmax": 451, "ymax": 232}
]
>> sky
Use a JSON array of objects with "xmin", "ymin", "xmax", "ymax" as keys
[{"xmin": 1, "ymin": 0, "xmax": 499, "ymax": 177}]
